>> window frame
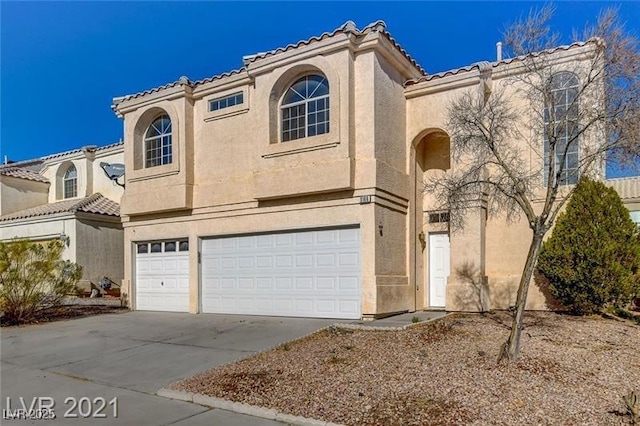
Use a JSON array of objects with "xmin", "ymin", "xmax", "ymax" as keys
[
  {"xmin": 63, "ymin": 164, "xmax": 78, "ymax": 199},
  {"xmin": 144, "ymin": 114, "xmax": 173, "ymax": 169},
  {"xmin": 280, "ymin": 74, "xmax": 330, "ymax": 142},
  {"xmin": 209, "ymin": 92, "xmax": 244, "ymax": 112},
  {"xmin": 543, "ymin": 72, "xmax": 580, "ymax": 186}
]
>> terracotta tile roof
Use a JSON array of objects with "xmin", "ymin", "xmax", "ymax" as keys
[
  {"xmin": 607, "ymin": 176, "xmax": 640, "ymax": 200},
  {"xmin": 0, "ymin": 167, "xmax": 49, "ymax": 183},
  {"xmin": 42, "ymin": 141, "xmax": 124, "ymax": 161},
  {"xmin": 404, "ymin": 39, "xmax": 599, "ymax": 87},
  {"xmin": 242, "ymin": 20, "xmax": 425, "ymax": 74},
  {"xmin": 0, "ymin": 193, "xmax": 120, "ymax": 222},
  {"xmin": 114, "ymin": 20, "xmax": 426, "ymax": 105}
]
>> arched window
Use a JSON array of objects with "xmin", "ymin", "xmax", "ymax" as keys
[
  {"xmin": 63, "ymin": 165, "xmax": 77, "ymax": 198},
  {"xmin": 544, "ymin": 72, "xmax": 580, "ymax": 185},
  {"xmin": 145, "ymin": 114, "xmax": 172, "ymax": 168},
  {"xmin": 281, "ymin": 75, "xmax": 329, "ymax": 142}
]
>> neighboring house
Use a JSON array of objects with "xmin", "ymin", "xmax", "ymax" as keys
[
  {"xmin": 0, "ymin": 143, "xmax": 125, "ymax": 292},
  {"xmin": 111, "ymin": 21, "xmax": 639, "ymax": 318}
]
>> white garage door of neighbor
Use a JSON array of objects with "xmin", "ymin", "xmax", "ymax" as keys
[
  {"xmin": 201, "ymin": 227, "xmax": 361, "ymax": 319},
  {"xmin": 136, "ymin": 240, "xmax": 190, "ymax": 312}
]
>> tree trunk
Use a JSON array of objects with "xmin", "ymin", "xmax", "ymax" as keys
[{"xmin": 498, "ymin": 229, "xmax": 545, "ymax": 362}]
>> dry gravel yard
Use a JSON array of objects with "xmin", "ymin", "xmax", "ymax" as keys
[{"xmin": 172, "ymin": 312, "xmax": 640, "ymax": 425}]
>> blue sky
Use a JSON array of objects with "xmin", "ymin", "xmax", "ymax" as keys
[{"xmin": 2, "ymin": 1, "xmax": 639, "ymax": 176}]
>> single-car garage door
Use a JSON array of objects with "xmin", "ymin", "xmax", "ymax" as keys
[
  {"xmin": 136, "ymin": 240, "xmax": 190, "ymax": 312},
  {"xmin": 201, "ymin": 227, "xmax": 361, "ymax": 319}
]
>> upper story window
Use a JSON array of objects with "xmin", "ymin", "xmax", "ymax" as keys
[
  {"xmin": 209, "ymin": 92, "xmax": 243, "ymax": 112},
  {"xmin": 544, "ymin": 72, "xmax": 580, "ymax": 185},
  {"xmin": 63, "ymin": 165, "xmax": 77, "ymax": 198},
  {"xmin": 145, "ymin": 114, "xmax": 172, "ymax": 168},
  {"xmin": 281, "ymin": 74, "xmax": 329, "ymax": 142}
]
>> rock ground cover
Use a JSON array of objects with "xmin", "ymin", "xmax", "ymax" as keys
[{"xmin": 172, "ymin": 312, "xmax": 640, "ymax": 425}]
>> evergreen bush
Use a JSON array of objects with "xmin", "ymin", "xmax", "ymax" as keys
[
  {"xmin": 537, "ymin": 177, "xmax": 640, "ymax": 314},
  {"xmin": 0, "ymin": 239, "xmax": 82, "ymax": 324}
]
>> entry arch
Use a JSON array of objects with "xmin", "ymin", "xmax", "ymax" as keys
[{"xmin": 409, "ymin": 128, "xmax": 451, "ymax": 310}]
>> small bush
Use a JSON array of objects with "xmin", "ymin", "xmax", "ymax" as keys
[
  {"xmin": 623, "ymin": 390, "xmax": 639, "ymax": 425},
  {"xmin": 537, "ymin": 177, "xmax": 640, "ymax": 314},
  {"xmin": 0, "ymin": 239, "xmax": 82, "ymax": 324}
]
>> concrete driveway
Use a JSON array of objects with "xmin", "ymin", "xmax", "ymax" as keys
[{"xmin": 1, "ymin": 311, "xmax": 342, "ymax": 425}]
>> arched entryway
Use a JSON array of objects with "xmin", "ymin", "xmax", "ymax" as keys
[{"xmin": 410, "ymin": 129, "xmax": 451, "ymax": 310}]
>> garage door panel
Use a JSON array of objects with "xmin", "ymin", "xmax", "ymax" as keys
[
  {"xmin": 275, "ymin": 234, "xmax": 293, "ymax": 247},
  {"xmin": 275, "ymin": 277, "xmax": 292, "ymax": 290},
  {"xmin": 317, "ymin": 277, "xmax": 335, "ymax": 290},
  {"xmin": 339, "ymin": 276, "xmax": 359, "ymax": 290},
  {"xmin": 256, "ymin": 278, "xmax": 272, "ymax": 289},
  {"xmin": 296, "ymin": 233, "xmax": 313, "ymax": 245},
  {"xmin": 317, "ymin": 232, "xmax": 336, "ymax": 244},
  {"xmin": 295, "ymin": 254, "xmax": 313, "ymax": 267},
  {"xmin": 316, "ymin": 253, "xmax": 336, "ymax": 267},
  {"xmin": 257, "ymin": 235, "xmax": 273, "ymax": 247},
  {"xmin": 202, "ymin": 227, "xmax": 361, "ymax": 319},
  {"xmin": 339, "ymin": 253, "xmax": 358, "ymax": 266},
  {"xmin": 339, "ymin": 228, "xmax": 359, "ymax": 243},
  {"xmin": 136, "ymin": 249, "xmax": 189, "ymax": 313},
  {"xmin": 295, "ymin": 277, "xmax": 313, "ymax": 290}
]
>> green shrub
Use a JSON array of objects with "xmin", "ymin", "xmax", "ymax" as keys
[
  {"xmin": 0, "ymin": 239, "xmax": 82, "ymax": 324},
  {"xmin": 537, "ymin": 177, "xmax": 640, "ymax": 314}
]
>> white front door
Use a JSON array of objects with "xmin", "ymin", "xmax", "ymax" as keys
[
  {"xmin": 201, "ymin": 227, "xmax": 361, "ymax": 319},
  {"xmin": 428, "ymin": 233, "xmax": 450, "ymax": 308},
  {"xmin": 135, "ymin": 240, "xmax": 190, "ymax": 312}
]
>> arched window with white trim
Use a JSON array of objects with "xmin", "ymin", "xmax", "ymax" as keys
[
  {"xmin": 145, "ymin": 114, "xmax": 172, "ymax": 168},
  {"xmin": 281, "ymin": 75, "xmax": 329, "ymax": 142}
]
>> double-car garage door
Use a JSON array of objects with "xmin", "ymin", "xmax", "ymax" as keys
[{"xmin": 136, "ymin": 227, "xmax": 361, "ymax": 319}]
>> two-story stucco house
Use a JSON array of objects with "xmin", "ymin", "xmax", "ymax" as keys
[
  {"xmin": 112, "ymin": 21, "xmax": 639, "ymax": 319},
  {"xmin": 0, "ymin": 143, "xmax": 125, "ymax": 291}
]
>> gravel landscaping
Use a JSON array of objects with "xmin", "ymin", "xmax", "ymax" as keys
[{"xmin": 172, "ymin": 312, "xmax": 640, "ymax": 425}]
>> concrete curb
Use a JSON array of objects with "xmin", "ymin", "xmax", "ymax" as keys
[
  {"xmin": 157, "ymin": 388, "xmax": 344, "ymax": 426},
  {"xmin": 335, "ymin": 312, "xmax": 451, "ymax": 331}
]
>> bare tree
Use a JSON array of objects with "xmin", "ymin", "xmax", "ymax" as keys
[{"xmin": 425, "ymin": 5, "xmax": 640, "ymax": 362}]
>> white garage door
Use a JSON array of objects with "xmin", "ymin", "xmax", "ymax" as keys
[
  {"xmin": 136, "ymin": 240, "xmax": 190, "ymax": 312},
  {"xmin": 201, "ymin": 227, "xmax": 361, "ymax": 319}
]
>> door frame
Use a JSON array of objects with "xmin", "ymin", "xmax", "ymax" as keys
[{"xmin": 427, "ymin": 231, "xmax": 450, "ymax": 309}]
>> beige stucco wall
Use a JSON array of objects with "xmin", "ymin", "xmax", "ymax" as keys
[
  {"xmin": 92, "ymin": 149, "xmax": 125, "ymax": 202},
  {"xmin": 0, "ymin": 214, "xmax": 123, "ymax": 289},
  {"xmin": 75, "ymin": 217, "xmax": 124, "ymax": 288},
  {"xmin": 405, "ymin": 44, "xmax": 605, "ymax": 312},
  {"xmin": 0, "ymin": 176, "xmax": 49, "ymax": 216},
  {"xmin": 0, "ymin": 216, "xmax": 77, "ymax": 263}
]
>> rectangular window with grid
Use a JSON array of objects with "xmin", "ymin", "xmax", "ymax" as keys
[
  {"xmin": 543, "ymin": 73, "xmax": 580, "ymax": 185},
  {"xmin": 64, "ymin": 178, "xmax": 77, "ymax": 198},
  {"xmin": 145, "ymin": 135, "xmax": 172, "ymax": 168},
  {"xmin": 428, "ymin": 211, "xmax": 450, "ymax": 223},
  {"xmin": 282, "ymin": 104, "xmax": 306, "ymax": 142},
  {"xmin": 209, "ymin": 92, "xmax": 244, "ymax": 112}
]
